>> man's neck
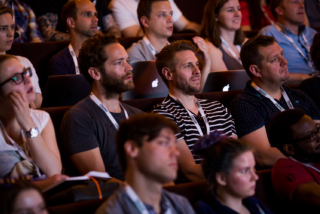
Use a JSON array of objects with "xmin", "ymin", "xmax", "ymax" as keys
[
  {"xmin": 252, "ymin": 79, "xmax": 282, "ymax": 100},
  {"xmin": 70, "ymin": 33, "xmax": 89, "ymax": 57},
  {"xmin": 219, "ymin": 27, "xmax": 236, "ymax": 45},
  {"xmin": 144, "ymin": 31, "xmax": 169, "ymax": 53},
  {"xmin": 277, "ymin": 19, "xmax": 301, "ymax": 35},
  {"xmin": 125, "ymin": 169, "xmax": 163, "ymax": 213},
  {"xmin": 91, "ymin": 86, "xmax": 122, "ymax": 113},
  {"xmin": 216, "ymin": 187, "xmax": 245, "ymax": 214},
  {"xmin": 169, "ymin": 87, "xmax": 198, "ymax": 112}
]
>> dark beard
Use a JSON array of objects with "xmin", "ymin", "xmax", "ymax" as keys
[
  {"xmin": 295, "ymin": 149, "xmax": 320, "ymax": 163},
  {"xmin": 176, "ymin": 76, "xmax": 201, "ymax": 95},
  {"xmin": 100, "ymin": 69, "xmax": 134, "ymax": 98}
]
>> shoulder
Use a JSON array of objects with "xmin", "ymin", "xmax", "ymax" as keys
[
  {"xmin": 64, "ymin": 98, "xmax": 96, "ymax": 119},
  {"xmin": 259, "ymin": 25, "xmax": 277, "ymax": 36},
  {"xmin": 193, "ymin": 200, "xmax": 215, "ymax": 214},
  {"xmin": 109, "ymin": 0, "xmax": 129, "ymax": 9},
  {"xmin": 127, "ymin": 40, "xmax": 145, "ymax": 54},
  {"xmin": 95, "ymin": 186, "xmax": 127, "ymax": 214},
  {"xmin": 162, "ymin": 190, "xmax": 195, "ymax": 213},
  {"xmin": 306, "ymin": 26, "xmax": 317, "ymax": 37},
  {"xmin": 30, "ymin": 109, "xmax": 50, "ymax": 133},
  {"xmin": 121, "ymin": 102, "xmax": 143, "ymax": 114},
  {"xmin": 50, "ymin": 47, "xmax": 70, "ymax": 61}
]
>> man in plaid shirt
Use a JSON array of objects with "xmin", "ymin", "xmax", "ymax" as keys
[{"xmin": 1, "ymin": 0, "xmax": 43, "ymax": 42}]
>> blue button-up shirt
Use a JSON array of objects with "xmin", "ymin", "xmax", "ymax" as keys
[{"xmin": 259, "ymin": 23, "xmax": 317, "ymax": 74}]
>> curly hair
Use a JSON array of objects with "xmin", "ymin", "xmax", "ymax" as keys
[{"xmin": 78, "ymin": 34, "xmax": 118, "ymax": 84}]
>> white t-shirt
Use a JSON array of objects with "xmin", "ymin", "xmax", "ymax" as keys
[
  {"xmin": 15, "ymin": 55, "xmax": 42, "ymax": 94},
  {"xmin": 109, "ymin": 0, "xmax": 182, "ymax": 30}
]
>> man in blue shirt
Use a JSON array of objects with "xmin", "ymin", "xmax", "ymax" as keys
[
  {"xmin": 259, "ymin": 0, "xmax": 317, "ymax": 84},
  {"xmin": 49, "ymin": 0, "xmax": 98, "ymax": 76}
]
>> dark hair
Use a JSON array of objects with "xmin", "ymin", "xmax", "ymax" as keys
[
  {"xmin": 268, "ymin": 109, "xmax": 306, "ymax": 155},
  {"xmin": 0, "ymin": 4, "xmax": 13, "ymax": 17},
  {"xmin": 200, "ymin": 0, "xmax": 245, "ymax": 48},
  {"xmin": 116, "ymin": 113, "xmax": 179, "ymax": 172},
  {"xmin": 311, "ymin": 32, "xmax": 320, "ymax": 71},
  {"xmin": 78, "ymin": 34, "xmax": 118, "ymax": 84},
  {"xmin": 194, "ymin": 131, "xmax": 251, "ymax": 189},
  {"xmin": 61, "ymin": 0, "xmax": 78, "ymax": 31},
  {"xmin": 0, "ymin": 181, "xmax": 44, "ymax": 214},
  {"xmin": 155, "ymin": 40, "xmax": 198, "ymax": 87},
  {"xmin": 241, "ymin": 0, "xmax": 273, "ymax": 30},
  {"xmin": 0, "ymin": 55, "xmax": 18, "ymax": 83},
  {"xmin": 137, "ymin": 0, "xmax": 168, "ymax": 33},
  {"xmin": 240, "ymin": 34, "xmax": 275, "ymax": 78},
  {"xmin": 270, "ymin": 0, "xmax": 284, "ymax": 20}
]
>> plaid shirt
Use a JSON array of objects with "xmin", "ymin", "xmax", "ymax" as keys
[{"xmin": 7, "ymin": 0, "xmax": 43, "ymax": 43}]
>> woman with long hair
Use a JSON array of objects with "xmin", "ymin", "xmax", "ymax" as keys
[
  {"xmin": 200, "ymin": 0, "xmax": 246, "ymax": 72},
  {"xmin": 193, "ymin": 131, "xmax": 273, "ymax": 214}
]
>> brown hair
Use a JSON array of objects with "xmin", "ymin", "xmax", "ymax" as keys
[
  {"xmin": 137, "ymin": 0, "xmax": 168, "ymax": 33},
  {"xmin": 200, "ymin": 0, "xmax": 245, "ymax": 47},
  {"xmin": 78, "ymin": 34, "xmax": 118, "ymax": 84},
  {"xmin": 155, "ymin": 40, "xmax": 198, "ymax": 87},
  {"xmin": 240, "ymin": 34, "xmax": 275, "ymax": 78},
  {"xmin": 0, "ymin": 4, "xmax": 13, "ymax": 17},
  {"xmin": 0, "ymin": 55, "xmax": 17, "ymax": 83},
  {"xmin": 61, "ymin": 0, "xmax": 78, "ymax": 31},
  {"xmin": 116, "ymin": 113, "xmax": 179, "ymax": 172}
]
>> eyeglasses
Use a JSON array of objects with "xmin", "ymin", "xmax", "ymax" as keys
[
  {"xmin": 292, "ymin": 124, "xmax": 320, "ymax": 143},
  {"xmin": 0, "ymin": 67, "xmax": 32, "ymax": 88}
]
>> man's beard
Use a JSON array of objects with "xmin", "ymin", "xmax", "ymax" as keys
[
  {"xmin": 176, "ymin": 75, "xmax": 201, "ymax": 95},
  {"xmin": 296, "ymin": 148, "xmax": 320, "ymax": 163},
  {"xmin": 100, "ymin": 69, "xmax": 135, "ymax": 98}
]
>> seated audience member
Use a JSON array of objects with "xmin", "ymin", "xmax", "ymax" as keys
[
  {"xmin": 0, "ymin": 181, "xmax": 48, "ymax": 214},
  {"xmin": 305, "ymin": 0, "xmax": 320, "ymax": 29},
  {"xmin": 60, "ymin": 34, "xmax": 142, "ymax": 179},
  {"xmin": 229, "ymin": 34, "xmax": 320, "ymax": 169},
  {"xmin": 109, "ymin": 0, "xmax": 200, "ymax": 37},
  {"xmin": 200, "ymin": 0, "xmax": 246, "ymax": 71},
  {"xmin": 0, "ymin": 0, "xmax": 43, "ymax": 43},
  {"xmin": 127, "ymin": 0, "xmax": 173, "ymax": 63},
  {"xmin": 240, "ymin": 0, "xmax": 276, "ymax": 31},
  {"xmin": 49, "ymin": 0, "xmax": 98, "ymax": 76},
  {"xmin": 153, "ymin": 40, "xmax": 236, "ymax": 181},
  {"xmin": 300, "ymin": 32, "xmax": 320, "ymax": 108},
  {"xmin": 0, "ymin": 55, "xmax": 66, "ymax": 190},
  {"xmin": 193, "ymin": 132, "xmax": 273, "ymax": 214},
  {"xmin": 34, "ymin": 0, "xmax": 120, "ymax": 41},
  {"xmin": 95, "ymin": 114, "xmax": 195, "ymax": 214},
  {"xmin": 259, "ymin": 0, "xmax": 316, "ymax": 83},
  {"xmin": 0, "ymin": 5, "xmax": 42, "ymax": 108},
  {"xmin": 268, "ymin": 109, "xmax": 320, "ymax": 213}
]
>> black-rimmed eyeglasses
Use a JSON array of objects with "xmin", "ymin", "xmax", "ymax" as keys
[
  {"xmin": 292, "ymin": 124, "xmax": 320, "ymax": 143},
  {"xmin": 0, "ymin": 67, "xmax": 32, "ymax": 88}
]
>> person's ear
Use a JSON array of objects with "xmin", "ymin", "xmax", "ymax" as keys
[
  {"xmin": 140, "ymin": 16, "xmax": 149, "ymax": 29},
  {"xmin": 66, "ymin": 17, "xmax": 75, "ymax": 29},
  {"xmin": 275, "ymin": 6, "xmax": 284, "ymax": 17},
  {"xmin": 215, "ymin": 172, "xmax": 227, "ymax": 186},
  {"xmin": 249, "ymin": 65, "xmax": 262, "ymax": 78},
  {"xmin": 88, "ymin": 67, "xmax": 101, "ymax": 81},
  {"xmin": 162, "ymin": 67, "xmax": 173, "ymax": 82},
  {"xmin": 283, "ymin": 144, "xmax": 296, "ymax": 156},
  {"xmin": 124, "ymin": 140, "xmax": 139, "ymax": 158}
]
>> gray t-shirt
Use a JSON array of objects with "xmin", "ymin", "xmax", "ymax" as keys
[
  {"xmin": 127, "ymin": 39, "xmax": 155, "ymax": 63},
  {"xmin": 95, "ymin": 185, "xmax": 196, "ymax": 214},
  {"xmin": 60, "ymin": 97, "xmax": 143, "ymax": 179}
]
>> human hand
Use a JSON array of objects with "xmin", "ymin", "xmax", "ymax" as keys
[
  {"xmin": 193, "ymin": 36, "xmax": 211, "ymax": 67},
  {"xmin": 9, "ymin": 91, "xmax": 35, "ymax": 132}
]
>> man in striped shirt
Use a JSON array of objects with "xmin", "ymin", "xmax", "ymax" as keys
[{"xmin": 153, "ymin": 39, "xmax": 237, "ymax": 182}]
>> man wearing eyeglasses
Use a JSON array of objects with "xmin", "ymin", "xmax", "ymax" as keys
[{"xmin": 268, "ymin": 109, "xmax": 320, "ymax": 213}]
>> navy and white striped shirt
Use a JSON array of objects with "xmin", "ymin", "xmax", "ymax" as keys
[{"xmin": 153, "ymin": 95, "xmax": 236, "ymax": 164}]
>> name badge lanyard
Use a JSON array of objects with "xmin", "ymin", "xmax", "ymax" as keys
[
  {"xmin": 251, "ymin": 82, "xmax": 294, "ymax": 112},
  {"xmin": 125, "ymin": 183, "xmax": 172, "ymax": 214},
  {"xmin": 276, "ymin": 25, "xmax": 314, "ymax": 72},
  {"xmin": 289, "ymin": 157, "xmax": 320, "ymax": 174},
  {"xmin": 260, "ymin": 6, "xmax": 275, "ymax": 26},
  {"xmin": 90, "ymin": 93, "xmax": 128, "ymax": 130},
  {"xmin": 68, "ymin": 44, "xmax": 80, "ymax": 74},
  {"xmin": 143, "ymin": 37, "xmax": 170, "ymax": 57},
  {"xmin": 220, "ymin": 36, "xmax": 242, "ymax": 65},
  {"xmin": 168, "ymin": 94, "xmax": 210, "ymax": 136},
  {"xmin": 0, "ymin": 121, "xmax": 42, "ymax": 177}
]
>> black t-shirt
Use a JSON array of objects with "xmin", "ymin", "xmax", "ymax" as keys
[
  {"xmin": 49, "ymin": 47, "xmax": 76, "ymax": 76},
  {"xmin": 30, "ymin": 0, "xmax": 112, "ymax": 33},
  {"xmin": 60, "ymin": 97, "xmax": 143, "ymax": 179},
  {"xmin": 299, "ymin": 77, "xmax": 320, "ymax": 109}
]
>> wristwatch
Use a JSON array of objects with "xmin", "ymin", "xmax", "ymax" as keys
[{"xmin": 25, "ymin": 127, "xmax": 39, "ymax": 138}]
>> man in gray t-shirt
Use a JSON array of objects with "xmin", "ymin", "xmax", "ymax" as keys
[{"xmin": 95, "ymin": 114, "xmax": 195, "ymax": 214}]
